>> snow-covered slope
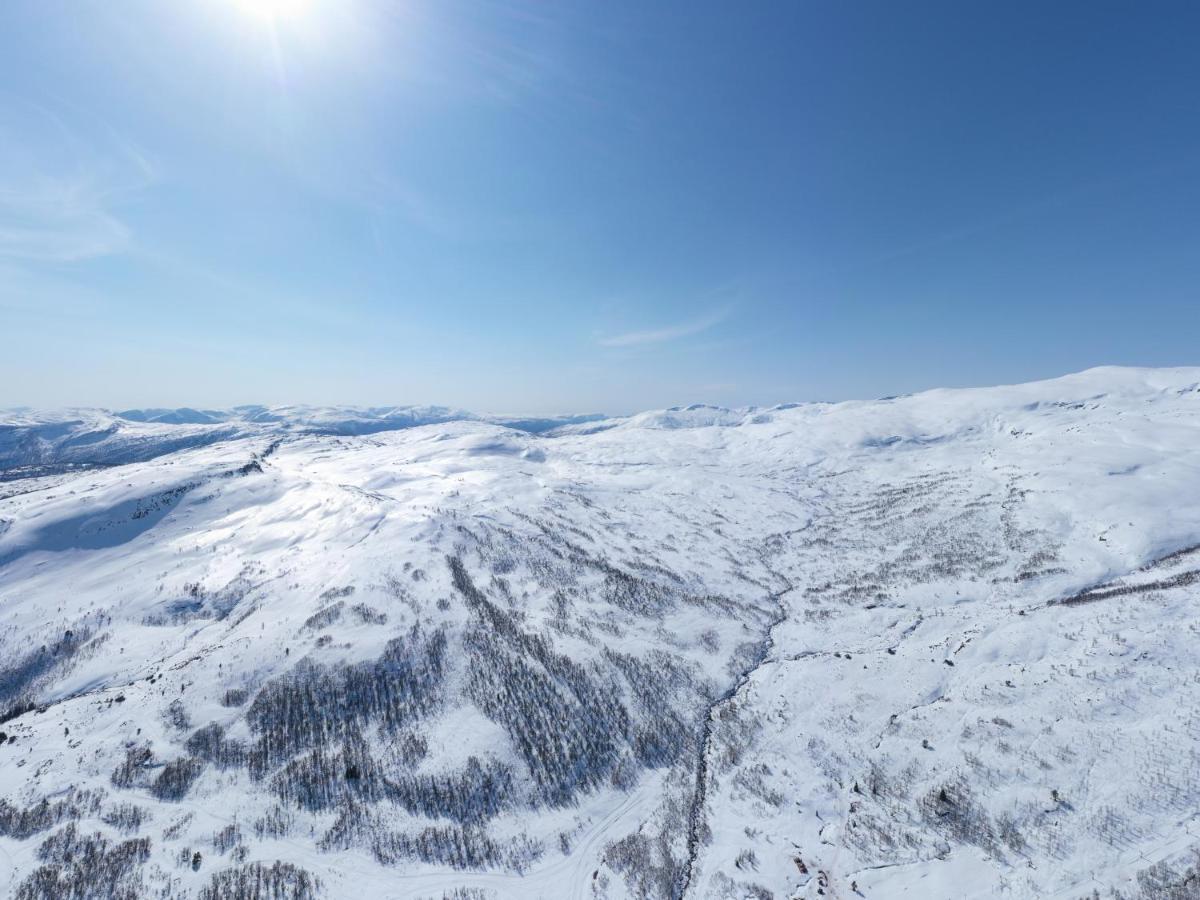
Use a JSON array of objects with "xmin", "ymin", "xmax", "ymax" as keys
[
  {"xmin": 1, "ymin": 367, "xmax": 1199, "ymax": 899},
  {"xmin": 0, "ymin": 406, "xmax": 607, "ymax": 476}
]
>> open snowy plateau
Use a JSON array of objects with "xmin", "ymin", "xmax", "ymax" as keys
[{"xmin": 2, "ymin": 366, "xmax": 1200, "ymax": 900}]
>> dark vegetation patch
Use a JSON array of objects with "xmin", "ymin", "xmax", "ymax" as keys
[
  {"xmin": 605, "ymin": 831, "xmax": 685, "ymax": 900},
  {"xmin": 151, "ymin": 756, "xmax": 205, "ymax": 801},
  {"xmin": 197, "ymin": 861, "xmax": 322, "ymax": 900},
  {"xmin": 112, "ymin": 744, "xmax": 204, "ymax": 801},
  {"xmin": 451, "ymin": 555, "xmax": 632, "ymax": 806},
  {"xmin": 303, "ymin": 602, "xmax": 344, "ymax": 630},
  {"xmin": 916, "ymin": 777, "xmax": 1026, "ymax": 860},
  {"xmin": 1058, "ymin": 570, "xmax": 1200, "ymax": 607},
  {"xmin": 15, "ymin": 824, "xmax": 150, "ymax": 900},
  {"xmin": 372, "ymin": 825, "xmax": 543, "ymax": 872},
  {"xmin": 271, "ymin": 740, "xmax": 513, "ymax": 824},
  {"xmin": 0, "ymin": 789, "xmax": 106, "ymax": 840},
  {"xmin": 349, "ymin": 603, "xmax": 387, "ymax": 625},
  {"xmin": 603, "ymin": 649, "xmax": 695, "ymax": 768},
  {"xmin": 111, "ymin": 744, "xmax": 156, "ymax": 789},
  {"xmin": 245, "ymin": 623, "xmax": 447, "ymax": 776},
  {"xmin": 212, "ymin": 822, "xmax": 243, "ymax": 854},
  {"xmin": 0, "ymin": 625, "xmax": 98, "ymax": 723},
  {"xmin": 101, "ymin": 803, "xmax": 147, "ymax": 834},
  {"xmin": 143, "ymin": 575, "xmax": 253, "ymax": 626}
]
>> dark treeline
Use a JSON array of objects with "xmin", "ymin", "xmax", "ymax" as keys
[
  {"xmin": 0, "ymin": 788, "xmax": 106, "ymax": 841},
  {"xmin": 246, "ymin": 624, "xmax": 447, "ymax": 775},
  {"xmin": 197, "ymin": 860, "xmax": 321, "ymax": 900},
  {"xmin": 15, "ymin": 823, "xmax": 150, "ymax": 900},
  {"xmin": 451, "ymin": 555, "xmax": 632, "ymax": 806}
]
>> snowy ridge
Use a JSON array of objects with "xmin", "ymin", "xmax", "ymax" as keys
[
  {"xmin": 1, "ymin": 367, "xmax": 1200, "ymax": 899},
  {"xmin": 0, "ymin": 406, "xmax": 606, "ymax": 474}
]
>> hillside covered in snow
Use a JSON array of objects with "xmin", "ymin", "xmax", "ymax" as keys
[{"xmin": 1, "ymin": 367, "xmax": 1199, "ymax": 900}]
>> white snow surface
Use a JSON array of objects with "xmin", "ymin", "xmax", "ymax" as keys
[{"xmin": 1, "ymin": 366, "xmax": 1199, "ymax": 899}]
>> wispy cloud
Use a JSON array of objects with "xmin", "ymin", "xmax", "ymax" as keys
[
  {"xmin": 365, "ymin": 176, "xmax": 541, "ymax": 243},
  {"xmin": 0, "ymin": 178, "xmax": 132, "ymax": 263},
  {"xmin": 0, "ymin": 98, "xmax": 154, "ymax": 264},
  {"xmin": 598, "ymin": 307, "xmax": 731, "ymax": 348}
]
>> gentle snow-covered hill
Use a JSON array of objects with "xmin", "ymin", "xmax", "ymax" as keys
[
  {"xmin": 1, "ymin": 367, "xmax": 1199, "ymax": 900},
  {"xmin": 0, "ymin": 406, "xmax": 608, "ymax": 476}
]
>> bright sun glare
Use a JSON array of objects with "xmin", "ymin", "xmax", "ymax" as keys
[{"xmin": 232, "ymin": 0, "xmax": 312, "ymax": 22}]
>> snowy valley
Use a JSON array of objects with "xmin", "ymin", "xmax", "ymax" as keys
[{"xmin": 1, "ymin": 367, "xmax": 1200, "ymax": 900}]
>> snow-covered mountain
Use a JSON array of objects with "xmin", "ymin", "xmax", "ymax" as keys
[
  {"xmin": 0, "ymin": 406, "xmax": 608, "ymax": 476},
  {"xmin": 2, "ymin": 366, "xmax": 1199, "ymax": 900}
]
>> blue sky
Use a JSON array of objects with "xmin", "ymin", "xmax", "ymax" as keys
[{"xmin": 2, "ymin": 0, "xmax": 1198, "ymax": 413}]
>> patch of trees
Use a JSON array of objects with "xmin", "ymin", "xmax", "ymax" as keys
[
  {"xmin": 270, "ymin": 736, "xmax": 384, "ymax": 812},
  {"xmin": 150, "ymin": 756, "xmax": 204, "ymax": 801},
  {"xmin": 1059, "ymin": 569, "xmax": 1199, "ymax": 606},
  {"xmin": 131, "ymin": 482, "xmax": 196, "ymax": 520},
  {"xmin": 100, "ymin": 803, "xmax": 146, "ymax": 834},
  {"xmin": 315, "ymin": 799, "xmax": 371, "ymax": 852},
  {"xmin": 372, "ymin": 825, "xmax": 543, "ymax": 873},
  {"xmin": 187, "ymin": 722, "xmax": 249, "ymax": 769},
  {"xmin": 384, "ymin": 756, "xmax": 515, "ymax": 825},
  {"xmin": 111, "ymin": 744, "xmax": 155, "ymax": 789},
  {"xmin": 388, "ymin": 730, "xmax": 429, "ymax": 767},
  {"xmin": 252, "ymin": 805, "xmax": 295, "ymax": 840},
  {"xmin": 111, "ymin": 743, "xmax": 204, "ymax": 800},
  {"xmin": 605, "ymin": 830, "xmax": 684, "ymax": 900},
  {"xmin": 212, "ymin": 822, "xmax": 243, "ymax": 854},
  {"xmin": 1125, "ymin": 850, "xmax": 1200, "ymax": 899},
  {"xmin": 915, "ymin": 777, "xmax": 1025, "ymax": 861},
  {"xmin": 15, "ymin": 823, "xmax": 149, "ymax": 900},
  {"xmin": 349, "ymin": 603, "xmax": 388, "ymax": 625},
  {"xmin": 245, "ymin": 623, "xmax": 447, "ymax": 776},
  {"xmin": 197, "ymin": 860, "xmax": 321, "ymax": 900},
  {"xmin": 451, "ymin": 555, "xmax": 631, "ymax": 806},
  {"xmin": 270, "ymin": 731, "xmax": 514, "ymax": 827},
  {"xmin": 0, "ymin": 789, "xmax": 105, "ymax": 840},
  {"xmin": 600, "ymin": 567, "xmax": 679, "ymax": 616},
  {"xmin": 143, "ymin": 575, "xmax": 252, "ymax": 626},
  {"xmin": 302, "ymin": 601, "xmax": 344, "ymax": 631},
  {"xmin": 0, "ymin": 625, "xmax": 93, "ymax": 723},
  {"xmin": 604, "ymin": 649, "xmax": 693, "ymax": 768},
  {"xmin": 164, "ymin": 698, "xmax": 191, "ymax": 731}
]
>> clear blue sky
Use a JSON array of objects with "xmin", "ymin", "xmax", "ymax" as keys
[{"xmin": 2, "ymin": 0, "xmax": 1198, "ymax": 413}]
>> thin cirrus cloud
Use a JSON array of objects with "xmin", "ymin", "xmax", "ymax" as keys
[
  {"xmin": 598, "ymin": 307, "xmax": 731, "ymax": 348},
  {"xmin": 0, "ymin": 100, "xmax": 153, "ymax": 265},
  {"xmin": 0, "ymin": 181, "xmax": 132, "ymax": 263}
]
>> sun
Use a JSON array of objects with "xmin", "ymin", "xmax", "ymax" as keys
[{"xmin": 231, "ymin": 0, "xmax": 313, "ymax": 22}]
